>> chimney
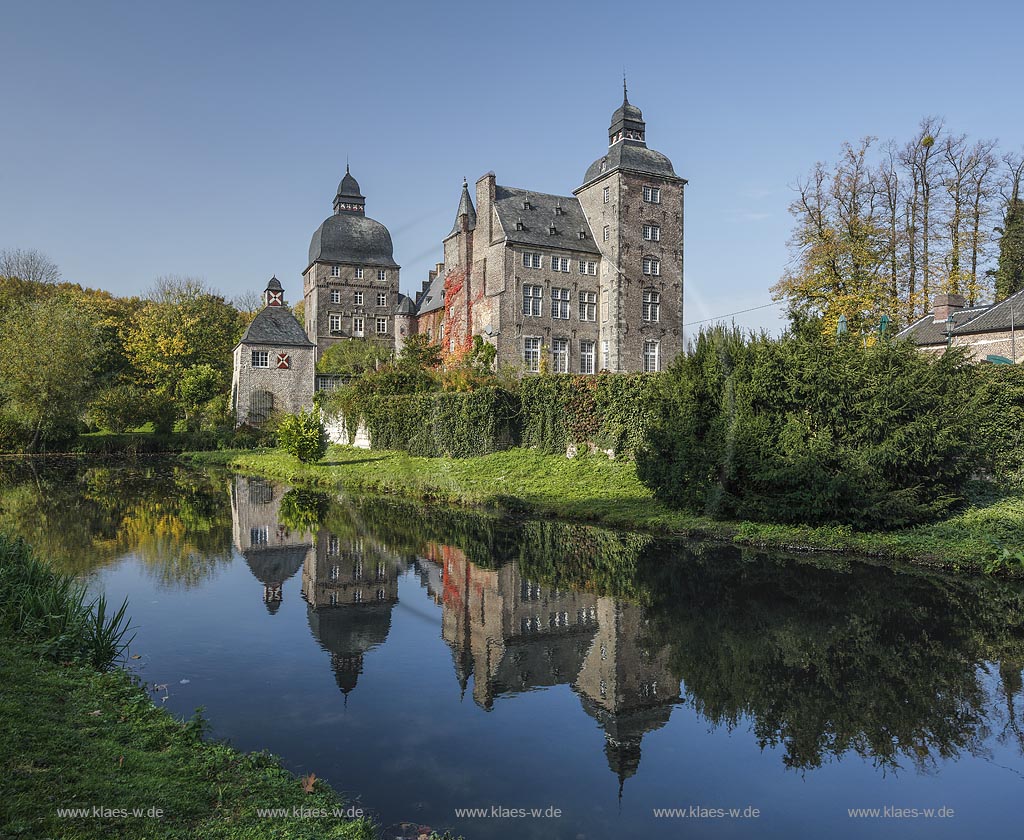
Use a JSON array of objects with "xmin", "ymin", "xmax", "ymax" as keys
[{"xmin": 933, "ymin": 293, "xmax": 965, "ymax": 322}]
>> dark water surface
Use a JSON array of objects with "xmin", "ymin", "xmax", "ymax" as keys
[{"xmin": 3, "ymin": 459, "xmax": 1024, "ymax": 839}]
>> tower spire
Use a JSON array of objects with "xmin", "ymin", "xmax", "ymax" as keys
[{"xmin": 623, "ymin": 71, "xmax": 628, "ymax": 103}]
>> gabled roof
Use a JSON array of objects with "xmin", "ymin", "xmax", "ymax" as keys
[
  {"xmin": 417, "ymin": 270, "xmax": 447, "ymax": 316},
  {"xmin": 492, "ymin": 185, "xmax": 601, "ymax": 255},
  {"xmin": 897, "ymin": 307, "xmax": 990, "ymax": 346},
  {"xmin": 953, "ymin": 288, "xmax": 1024, "ymax": 335},
  {"xmin": 238, "ymin": 304, "xmax": 314, "ymax": 347}
]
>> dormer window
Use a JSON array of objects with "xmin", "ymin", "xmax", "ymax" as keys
[
  {"xmin": 516, "ymin": 218, "xmax": 525, "ymax": 231},
  {"xmin": 523, "ymin": 199, "xmax": 532, "ymax": 210},
  {"xmin": 549, "ymin": 223, "xmax": 557, "ymax": 235},
  {"xmin": 578, "ymin": 229, "xmax": 587, "ymax": 239},
  {"xmin": 554, "ymin": 205, "xmax": 563, "ymax": 216}
]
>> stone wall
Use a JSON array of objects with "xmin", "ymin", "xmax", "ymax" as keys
[{"xmin": 232, "ymin": 341, "xmax": 315, "ymax": 425}]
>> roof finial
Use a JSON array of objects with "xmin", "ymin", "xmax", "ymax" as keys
[
  {"xmin": 623, "ymin": 69, "xmax": 628, "ymax": 103},
  {"xmin": 463, "ymin": 176, "xmax": 468, "ymax": 187},
  {"xmin": 346, "ymin": 156, "xmax": 350, "ymax": 175}
]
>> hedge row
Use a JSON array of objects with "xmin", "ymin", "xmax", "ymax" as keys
[{"xmin": 327, "ymin": 374, "xmax": 661, "ymax": 459}]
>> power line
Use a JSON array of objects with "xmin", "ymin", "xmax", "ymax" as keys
[{"xmin": 684, "ymin": 300, "xmax": 784, "ymax": 328}]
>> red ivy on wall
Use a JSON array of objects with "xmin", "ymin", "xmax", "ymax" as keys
[{"xmin": 441, "ymin": 269, "xmax": 484, "ymax": 365}]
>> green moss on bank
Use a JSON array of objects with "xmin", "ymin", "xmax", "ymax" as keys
[
  {"xmin": 184, "ymin": 446, "xmax": 1024, "ymax": 571},
  {"xmin": 0, "ymin": 642, "xmax": 375, "ymax": 839}
]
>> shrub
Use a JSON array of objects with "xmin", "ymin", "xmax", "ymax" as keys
[
  {"xmin": 276, "ymin": 410, "xmax": 329, "ymax": 464},
  {"xmin": 972, "ymin": 363, "xmax": 1024, "ymax": 485},
  {"xmin": 637, "ymin": 324, "xmax": 982, "ymax": 529}
]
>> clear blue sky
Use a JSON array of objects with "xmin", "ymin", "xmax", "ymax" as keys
[{"xmin": 2, "ymin": 0, "xmax": 1021, "ymax": 335}]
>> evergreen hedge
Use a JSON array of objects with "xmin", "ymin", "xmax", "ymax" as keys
[{"xmin": 636, "ymin": 325, "xmax": 983, "ymax": 530}]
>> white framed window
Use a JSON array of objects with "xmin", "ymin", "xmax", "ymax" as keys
[
  {"xmin": 602, "ymin": 340, "xmax": 609, "ymax": 370},
  {"xmin": 643, "ymin": 185, "xmax": 661, "ymax": 204},
  {"xmin": 376, "ymin": 291, "xmax": 387, "ymax": 306},
  {"xmin": 642, "ymin": 257, "xmax": 661, "ymax": 276},
  {"xmin": 603, "ymin": 186, "xmax": 610, "ymax": 204},
  {"xmin": 329, "ymin": 314, "xmax": 342, "ymax": 332},
  {"xmin": 579, "ymin": 291, "xmax": 597, "ymax": 321},
  {"xmin": 552, "ymin": 256, "xmax": 571, "ymax": 273},
  {"xmin": 643, "ymin": 224, "xmax": 661, "ymax": 242},
  {"xmin": 376, "ymin": 588, "xmax": 386, "ymax": 601},
  {"xmin": 522, "ymin": 284, "xmax": 542, "ymax": 317},
  {"xmin": 552, "ymin": 287, "xmax": 570, "ymax": 319},
  {"xmin": 579, "ymin": 340, "xmax": 595, "ymax": 374},
  {"xmin": 603, "ymin": 225, "xmax": 610, "ymax": 242},
  {"xmin": 523, "ymin": 337, "xmax": 541, "ymax": 372},
  {"xmin": 330, "ymin": 289, "xmax": 341, "ymax": 303},
  {"xmin": 643, "ymin": 339, "xmax": 660, "ymax": 372},
  {"xmin": 552, "ymin": 338, "xmax": 569, "ymax": 373},
  {"xmin": 355, "ymin": 267, "xmax": 364, "ymax": 279},
  {"xmin": 377, "ymin": 269, "xmax": 387, "ymax": 281},
  {"xmin": 376, "ymin": 316, "xmax": 388, "ymax": 334},
  {"xmin": 522, "ymin": 252, "xmax": 542, "ymax": 269},
  {"xmin": 251, "ymin": 350, "xmax": 269, "ymax": 368},
  {"xmin": 352, "ymin": 316, "xmax": 364, "ymax": 336},
  {"xmin": 642, "ymin": 289, "xmax": 661, "ymax": 322},
  {"xmin": 331, "ymin": 265, "xmax": 341, "ymax": 277},
  {"xmin": 354, "ymin": 291, "xmax": 363, "ymax": 306},
  {"xmin": 353, "ymin": 590, "xmax": 363, "ymax": 603},
  {"xmin": 579, "ymin": 260, "xmax": 597, "ymax": 276}
]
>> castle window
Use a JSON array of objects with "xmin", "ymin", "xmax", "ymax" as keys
[
  {"xmin": 601, "ymin": 290, "xmax": 609, "ymax": 322},
  {"xmin": 603, "ymin": 186, "xmax": 610, "ymax": 204},
  {"xmin": 354, "ymin": 291, "xmax": 363, "ymax": 306},
  {"xmin": 523, "ymin": 337, "xmax": 541, "ymax": 372},
  {"xmin": 579, "ymin": 340, "xmax": 595, "ymax": 374},
  {"xmin": 331, "ymin": 265, "xmax": 341, "ymax": 277},
  {"xmin": 251, "ymin": 350, "xmax": 269, "ymax": 368},
  {"xmin": 377, "ymin": 269, "xmax": 387, "ymax": 281},
  {"xmin": 376, "ymin": 317, "xmax": 388, "ymax": 334},
  {"xmin": 522, "ymin": 252, "xmax": 542, "ymax": 269},
  {"xmin": 355, "ymin": 268, "xmax": 364, "ymax": 279},
  {"xmin": 376, "ymin": 588, "xmax": 386, "ymax": 601},
  {"xmin": 329, "ymin": 593, "xmax": 338, "ymax": 606},
  {"xmin": 329, "ymin": 314, "xmax": 342, "ymax": 332},
  {"xmin": 642, "ymin": 257, "xmax": 661, "ymax": 276},
  {"xmin": 250, "ymin": 526, "xmax": 268, "ymax": 545},
  {"xmin": 643, "ymin": 340, "xmax": 660, "ymax": 372},
  {"xmin": 603, "ymin": 225, "xmax": 610, "ymax": 242},
  {"xmin": 602, "ymin": 340, "xmax": 610, "ymax": 369},
  {"xmin": 579, "ymin": 260, "xmax": 597, "ymax": 276},
  {"xmin": 352, "ymin": 316, "xmax": 364, "ymax": 337},
  {"xmin": 377, "ymin": 291, "xmax": 387, "ymax": 307},
  {"xmin": 552, "ymin": 287, "xmax": 570, "ymax": 319},
  {"xmin": 353, "ymin": 590, "xmax": 363, "ymax": 603},
  {"xmin": 579, "ymin": 291, "xmax": 597, "ymax": 321},
  {"xmin": 522, "ymin": 284, "xmax": 542, "ymax": 317},
  {"xmin": 552, "ymin": 256, "xmax": 571, "ymax": 273},
  {"xmin": 552, "ymin": 338, "xmax": 569, "ymax": 373},
  {"xmin": 643, "ymin": 224, "xmax": 661, "ymax": 242},
  {"xmin": 330, "ymin": 289, "xmax": 341, "ymax": 303},
  {"xmin": 642, "ymin": 289, "xmax": 661, "ymax": 322},
  {"xmin": 643, "ymin": 186, "xmax": 661, "ymax": 204}
]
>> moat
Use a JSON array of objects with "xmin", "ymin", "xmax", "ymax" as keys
[{"xmin": 3, "ymin": 459, "xmax": 1023, "ymax": 839}]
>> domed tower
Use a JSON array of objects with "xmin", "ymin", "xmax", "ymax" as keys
[
  {"xmin": 304, "ymin": 166, "xmax": 401, "ymax": 361},
  {"xmin": 575, "ymin": 83, "xmax": 686, "ymax": 373}
]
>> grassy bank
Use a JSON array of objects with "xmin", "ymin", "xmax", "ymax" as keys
[
  {"xmin": 0, "ymin": 534, "xmax": 378, "ymax": 840},
  {"xmin": 185, "ymin": 446, "xmax": 1024, "ymax": 571}
]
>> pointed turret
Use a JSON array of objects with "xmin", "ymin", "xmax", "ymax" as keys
[{"xmin": 447, "ymin": 177, "xmax": 477, "ymax": 238}]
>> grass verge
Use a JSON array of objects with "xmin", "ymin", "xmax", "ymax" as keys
[{"xmin": 184, "ymin": 446, "xmax": 1024, "ymax": 571}]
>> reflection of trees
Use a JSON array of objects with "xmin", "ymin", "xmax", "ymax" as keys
[
  {"xmin": 638, "ymin": 549, "xmax": 1024, "ymax": 771},
  {"xmin": 0, "ymin": 460, "xmax": 233, "ymax": 586}
]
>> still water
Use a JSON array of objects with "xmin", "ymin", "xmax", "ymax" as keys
[{"xmin": 3, "ymin": 459, "xmax": 1024, "ymax": 838}]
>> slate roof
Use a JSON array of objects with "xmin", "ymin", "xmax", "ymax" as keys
[
  {"xmin": 336, "ymin": 168, "xmax": 364, "ymax": 202},
  {"xmin": 897, "ymin": 307, "xmax": 991, "ymax": 346},
  {"xmin": 493, "ymin": 185, "xmax": 601, "ymax": 255},
  {"xmin": 447, "ymin": 179, "xmax": 477, "ymax": 239},
  {"xmin": 417, "ymin": 271, "xmax": 447, "ymax": 316},
  {"xmin": 954, "ymin": 288, "xmax": 1024, "ymax": 334},
  {"xmin": 238, "ymin": 303, "xmax": 314, "ymax": 347},
  {"xmin": 581, "ymin": 140, "xmax": 681, "ymax": 188},
  {"xmin": 898, "ymin": 289, "xmax": 1024, "ymax": 346},
  {"xmin": 394, "ymin": 292, "xmax": 416, "ymax": 315},
  {"xmin": 308, "ymin": 212, "xmax": 399, "ymax": 270}
]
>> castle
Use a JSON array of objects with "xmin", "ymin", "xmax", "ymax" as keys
[{"xmin": 233, "ymin": 86, "xmax": 685, "ymax": 424}]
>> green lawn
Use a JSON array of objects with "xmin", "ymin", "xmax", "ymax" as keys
[
  {"xmin": 185, "ymin": 446, "xmax": 1024, "ymax": 572},
  {"xmin": 0, "ymin": 643, "xmax": 376, "ymax": 840}
]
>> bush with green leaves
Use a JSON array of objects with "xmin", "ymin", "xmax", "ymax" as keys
[
  {"xmin": 972, "ymin": 363, "xmax": 1024, "ymax": 485},
  {"xmin": 275, "ymin": 409, "xmax": 329, "ymax": 464},
  {"xmin": 637, "ymin": 324, "xmax": 983, "ymax": 529}
]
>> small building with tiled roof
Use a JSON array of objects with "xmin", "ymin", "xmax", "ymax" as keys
[
  {"xmin": 231, "ymin": 276, "xmax": 316, "ymax": 425},
  {"xmin": 898, "ymin": 291, "xmax": 1024, "ymax": 363}
]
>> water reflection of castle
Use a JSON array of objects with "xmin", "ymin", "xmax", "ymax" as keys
[{"xmin": 230, "ymin": 477, "xmax": 682, "ymax": 785}]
